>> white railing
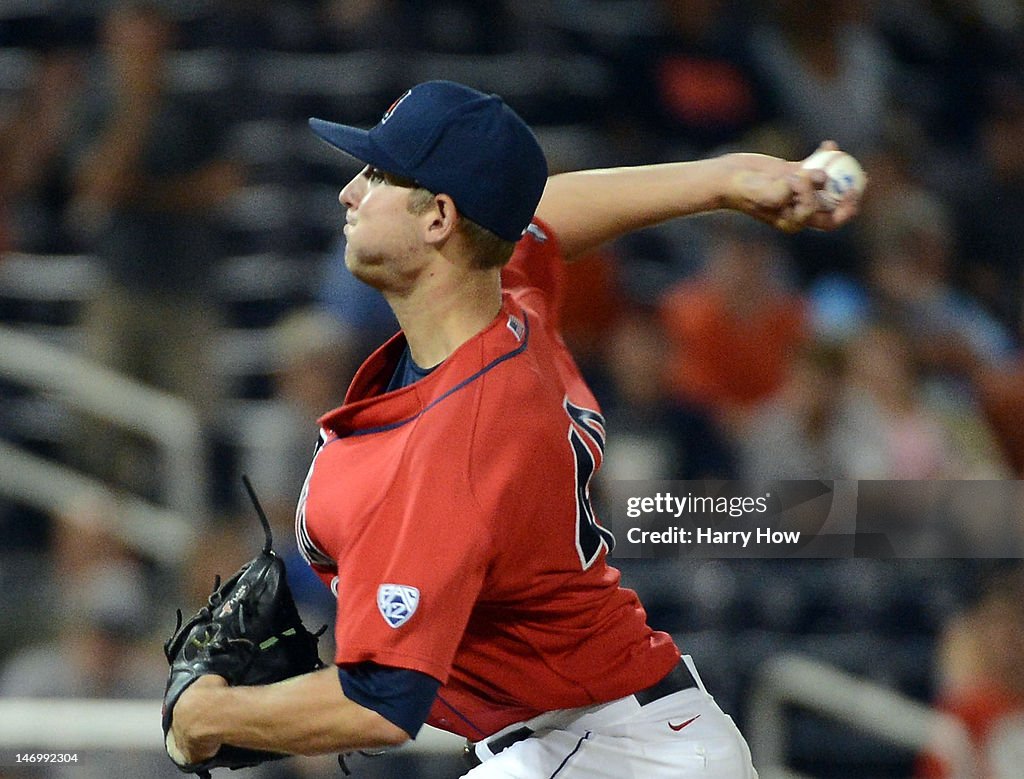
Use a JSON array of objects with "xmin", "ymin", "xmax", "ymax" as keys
[
  {"xmin": 0, "ymin": 439, "xmax": 195, "ymax": 566},
  {"xmin": 0, "ymin": 324, "xmax": 206, "ymax": 520},
  {"xmin": 749, "ymin": 653, "xmax": 976, "ymax": 779}
]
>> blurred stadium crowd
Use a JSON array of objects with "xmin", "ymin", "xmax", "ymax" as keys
[{"xmin": 2, "ymin": 1, "xmax": 1024, "ymax": 777}]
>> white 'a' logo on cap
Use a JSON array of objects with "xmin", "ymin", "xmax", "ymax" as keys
[
  {"xmin": 381, "ymin": 90, "xmax": 412, "ymax": 124},
  {"xmin": 377, "ymin": 583, "xmax": 420, "ymax": 628}
]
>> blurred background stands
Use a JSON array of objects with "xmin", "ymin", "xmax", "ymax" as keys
[{"xmin": 3, "ymin": 2, "xmax": 1024, "ymax": 777}]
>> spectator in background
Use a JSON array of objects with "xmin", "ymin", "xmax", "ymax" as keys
[
  {"xmin": 916, "ymin": 565, "xmax": 1024, "ymax": 779},
  {"xmin": 875, "ymin": 0, "xmax": 1021, "ymax": 154},
  {"xmin": 734, "ymin": 344, "xmax": 844, "ymax": 479},
  {"xmin": 864, "ymin": 187, "xmax": 1017, "ymax": 373},
  {"xmin": 974, "ymin": 362, "xmax": 1024, "ymax": 478},
  {"xmin": 0, "ymin": 491, "xmax": 168, "ymax": 778},
  {"xmin": 854, "ymin": 185, "xmax": 1016, "ymax": 480},
  {"xmin": 749, "ymin": 0, "xmax": 893, "ymax": 155},
  {"xmin": 0, "ymin": 45, "xmax": 82, "ymax": 254},
  {"xmin": 598, "ymin": 309, "xmax": 734, "ymax": 494},
  {"xmin": 657, "ymin": 213, "xmax": 808, "ymax": 435},
  {"xmin": 66, "ymin": 1, "xmax": 243, "ymax": 492},
  {"xmin": 0, "ymin": 563, "xmax": 170, "ymax": 779},
  {"xmin": 956, "ymin": 75, "xmax": 1024, "ymax": 339},
  {"xmin": 808, "ymin": 176, "xmax": 1015, "ymax": 478},
  {"xmin": 610, "ymin": 0, "xmax": 776, "ymax": 160},
  {"xmin": 241, "ymin": 307, "xmax": 361, "ymax": 516},
  {"xmin": 0, "ymin": 559, "xmax": 160, "ymax": 700},
  {"xmin": 830, "ymin": 323, "xmax": 959, "ymax": 478}
]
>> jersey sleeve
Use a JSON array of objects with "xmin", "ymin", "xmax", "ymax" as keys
[
  {"xmin": 337, "ymin": 663, "xmax": 440, "ymax": 738},
  {"xmin": 500, "ymin": 219, "xmax": 567, "ymax": 328},
  {"xmin": 328, "ymin": 466, "xmax": 494, "ymax": 685}
]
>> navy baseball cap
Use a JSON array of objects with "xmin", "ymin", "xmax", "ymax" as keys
[{"xmin": 309, "ymin": 80, "xmax": 548, "ymax": 242}]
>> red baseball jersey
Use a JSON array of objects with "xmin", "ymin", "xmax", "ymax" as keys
[{"xmin": 295, "ymin": 220, "xmax": 680, "ymax": 739}]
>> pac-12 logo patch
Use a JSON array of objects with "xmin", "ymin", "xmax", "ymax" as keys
[{"xmin": 377, "ymin": 584, "xmax": 420, "ymax": 628}]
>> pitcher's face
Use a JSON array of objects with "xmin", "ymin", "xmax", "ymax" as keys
[{"xmin": 339, "ymin": 166, "xmax": 426, "ymax": 291}]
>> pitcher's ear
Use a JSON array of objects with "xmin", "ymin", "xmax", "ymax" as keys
[{"xmin": 424, "ymin": 193, "xmax": 459, "ymax": 246}]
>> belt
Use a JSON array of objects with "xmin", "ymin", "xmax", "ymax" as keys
[
  {"xmin": 633, "ymin": 657, "xmax": 700, "ymax": 706},
  {"xmin": 464, "ymin": 658, "xmax": 699, "ymax": 767}
]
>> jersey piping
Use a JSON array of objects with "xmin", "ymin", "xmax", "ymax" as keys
[{"xmin": 344, "ymin": 313, "xmax": 530, "ymax": 439}]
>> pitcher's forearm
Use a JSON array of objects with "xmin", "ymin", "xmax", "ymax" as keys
[
  {"xmin": 177, "ymin": 668, "xmax": 409, "ymax": 759},
  {"xmin": 536, "ymin": 157, "xmax": 735, "ymax": 261}
]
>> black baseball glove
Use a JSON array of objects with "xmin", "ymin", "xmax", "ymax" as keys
[{"xmin": 162, "ymin": 477, "xmax": 326, "ymax": 777}]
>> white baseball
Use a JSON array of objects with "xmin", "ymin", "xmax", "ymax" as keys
[{"xmin": 800, "ymin": 149, "xmax": 866, "ymax": 211}]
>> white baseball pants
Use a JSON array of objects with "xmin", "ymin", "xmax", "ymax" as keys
[{"xmin": 460, "ymin": 656, "xmax": 758, "ymax": 779}]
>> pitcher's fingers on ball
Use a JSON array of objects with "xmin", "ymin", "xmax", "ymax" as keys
[
  {"xmin": 787, "ymin": 169, "xmax": 823, "ymax": 229},
  {"xmin": 800, "ymin": 149, "xmax": 867, "ymax": 211}
]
